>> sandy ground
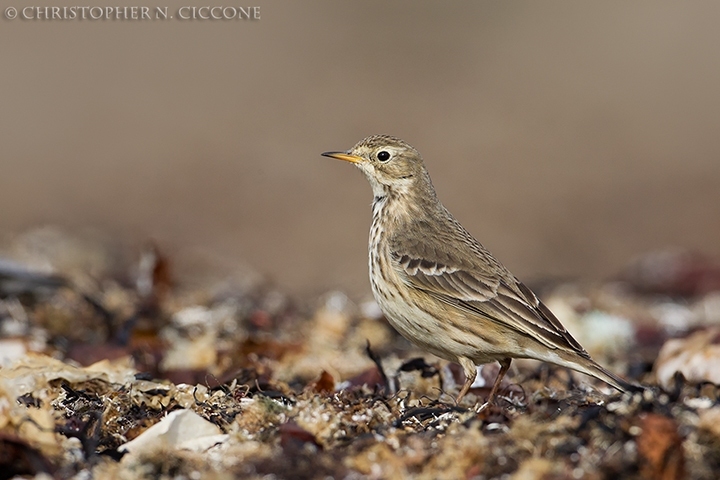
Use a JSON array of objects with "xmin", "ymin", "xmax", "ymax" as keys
[{"xmin": 2, "ymin": 1, "xmax": 720, "ymax": 296}]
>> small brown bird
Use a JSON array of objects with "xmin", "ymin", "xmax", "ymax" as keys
[{"xmin": 323, "ymin": 135, "xmax": 634, "ymax": 408}]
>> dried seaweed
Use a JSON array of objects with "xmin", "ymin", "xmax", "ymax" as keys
[{"xmin": 1, "ymin": 230, "xmax": 720, "ymax": 479}]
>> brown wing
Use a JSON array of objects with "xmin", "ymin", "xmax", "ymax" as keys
[{"xmin": 391, "ymin": 232, "xmax": 588, "ymax": 356}]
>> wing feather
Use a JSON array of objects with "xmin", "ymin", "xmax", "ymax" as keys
[{"xmin": 391, "ymin": 236, "xmax": 587, "ymax": 355}]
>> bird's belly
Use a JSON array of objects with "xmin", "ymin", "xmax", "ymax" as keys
[
  {"xmin": 368, "ymin": 215, "xmax": 503, "ymax": 365},
  {"xmin": 371, "ymin": 282, "xmax": 502, "ymax": 365}
]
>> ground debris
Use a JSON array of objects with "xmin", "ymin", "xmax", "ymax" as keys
[{"xmin": 0, "ymin": 231, "xmax": 719, "ymax": 478}]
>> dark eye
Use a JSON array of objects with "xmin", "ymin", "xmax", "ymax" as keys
[{"xmin": 377, "ymin": 150, "xmax": 391, "ymax": 162}]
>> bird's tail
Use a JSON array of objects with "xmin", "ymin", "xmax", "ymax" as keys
[{"xmin": 558, "ymin": 352, "xmax": 643, "ymax": 393}]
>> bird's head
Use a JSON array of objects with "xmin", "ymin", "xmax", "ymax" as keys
[{"xmin": 322, "ymin": 135, "xmax": 431, "ymax": 199}]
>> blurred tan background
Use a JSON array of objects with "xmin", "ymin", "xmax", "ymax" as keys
[{"xmin": 2, "ymin": 1, "xmax": 719, "ymax": 296}]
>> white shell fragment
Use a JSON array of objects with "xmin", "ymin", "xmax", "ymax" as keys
[
  {"xmin": 119, "ymin": 409, "xmax": 228, "ymax": 454},
  {"xmin": 654, "ymin": 327, "xmax": 720, "ymax": 388}
]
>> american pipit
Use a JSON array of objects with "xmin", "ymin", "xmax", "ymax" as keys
[{"xmin": 323, "ymin": 135, "xmax": 634, "ymax": 408}]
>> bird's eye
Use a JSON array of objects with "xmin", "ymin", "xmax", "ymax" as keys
[{"xmin": 377, "ymin": 150, "xmax": 391, "ymax": 162}]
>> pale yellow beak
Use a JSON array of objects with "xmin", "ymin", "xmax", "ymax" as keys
[{"xmin": 321, "ymin": 151, "xmax": 363, "ymax": 164}]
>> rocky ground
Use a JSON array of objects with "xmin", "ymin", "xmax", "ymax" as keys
[{"xmin": 1, "ymin": 227, "xmax": 719, "ymax": 479}]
